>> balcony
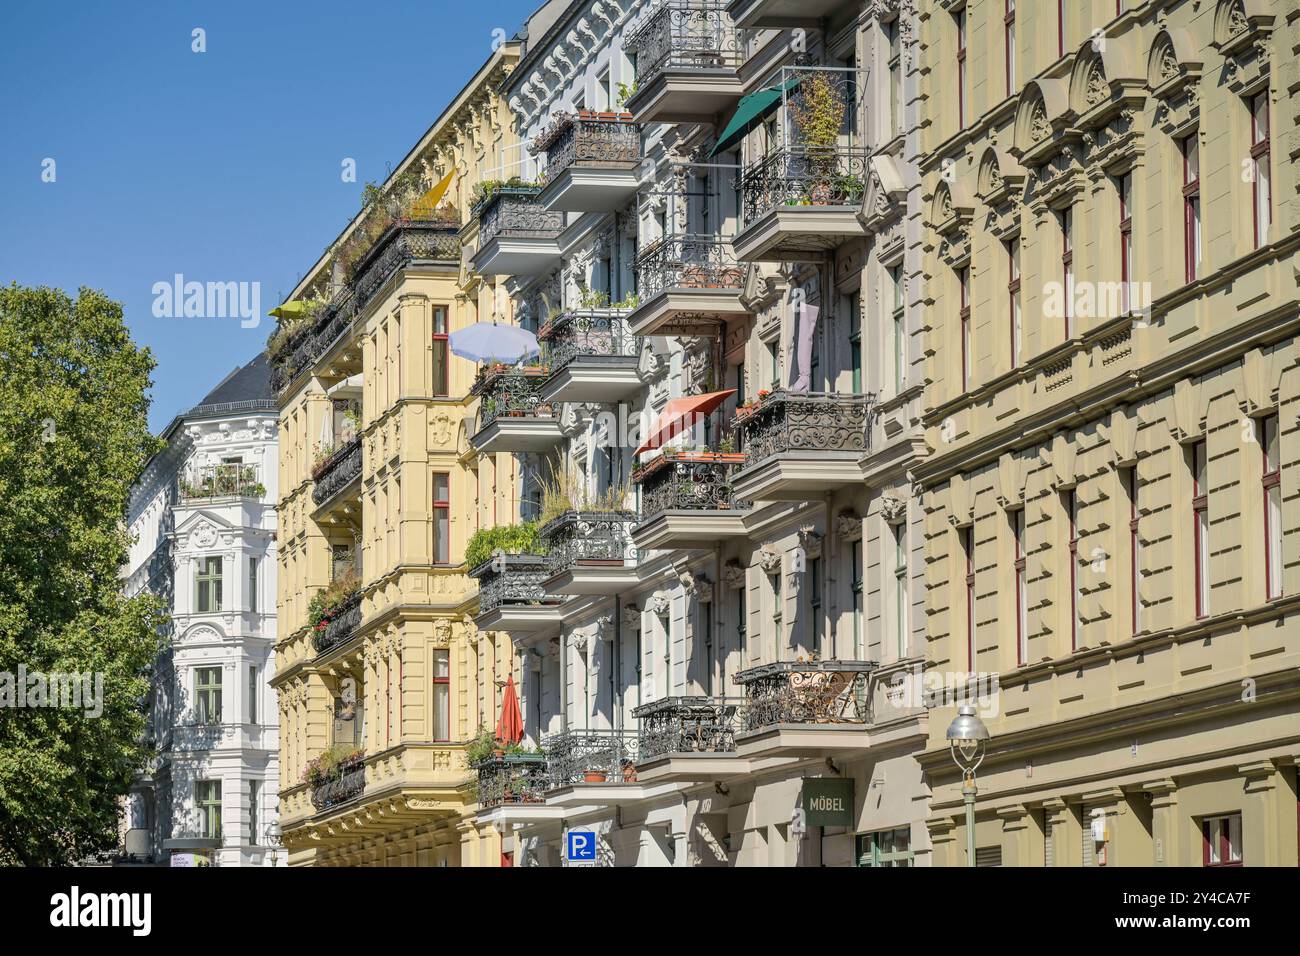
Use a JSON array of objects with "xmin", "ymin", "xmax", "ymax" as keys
[
  {"xmin": 311, "ymin": 591, "xmax": 363, "ymax": 657},
  {"xmin": 271, "ymin": 219, "xmax": 459, "ymax": 392},
  {"xmin": 726, "ymin": 0, "xmax": 846, "ymax": 30},
  {"xmin": 735, "ymin": 146, "xmax": 869, "ymax": 261},
  {"xmin": 631, "ymin": 450, "xmax": 750, "ymax": 552},
  {"xmin": 542, "ymin": 728, "xmax": 641, "ymax": 804},
  {"xmin": 733, "ymin": 660, "xmax": 876, "ymax": 755},
  {"xmin": 625, "ymin": 0, "xmax": 743, "ymax": 124},
  {"xmin": 540, "ymin": 510, "xmax": 638, "ymax": 595},
  {"xmin": 730, "ymin": 391, "xmax": 871, "ymax": 501},
  {"xmin": 470, "ymin": 555, "xmax": 563, "ymax": 632},
  {"xmin": 310, "ymin": 753, "xmax": 367, "ymax": 812},
  {"xmin": 468, "ymin": 366, "xmax": 562, "ymax": 454},
  {"xmin": 469, "ymin": 187, "xmax": 563, "ymax": 277},
  {"xmin": 537, "ymin": 309, "xmax": 641, "ymax": 404},
  {"xmin": 627, "ymin": 235, "xmax": 750, "ymax": 337},
  {"xmin": 536, "ymin": 112, "xmax": 642, "ymax": 213},
  {"xmin": 179, "ymin": 464, "xmax": 266, "ymax": 502},
  {"xmin": 473, "ymin": 753, "xmax": 549, "ymax": 809},
  {"xmin": 311, "ymin": 436, "xmax": 362, "ymax": 511},
  {"xmin": 633, "ymin": 696, "xmax": 745, "ymax": 783}
]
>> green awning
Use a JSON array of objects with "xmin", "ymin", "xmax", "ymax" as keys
[
  {"xmin": 711, "ymin": 80, "xmax": 796, "ymax": 156},
  {"xmin": 269, "ymin": 300, "xmax": 316, "ymax": 320}
]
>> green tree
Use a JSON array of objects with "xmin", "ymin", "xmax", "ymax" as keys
[{"xmin": 0, "ymin": 284, "xmax": 166, "ymax": 865}]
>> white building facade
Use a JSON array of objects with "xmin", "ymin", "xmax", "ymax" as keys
[{"xmin": 122, "ymin": 354, "xmax": 285, "ymax": 867}]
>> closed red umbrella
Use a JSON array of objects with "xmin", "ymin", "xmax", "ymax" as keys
[
  {"xmin": 496, "ymin": 673, "xmax": 523, "ymax": 746},
  {"xmin": 635, "ymin": 389, "xmax": 735, "ymax": 455}
]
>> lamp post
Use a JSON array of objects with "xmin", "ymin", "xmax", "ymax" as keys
[{"xmin": 945, "ymin": 703, "xmax": 989, "ymax": 868}]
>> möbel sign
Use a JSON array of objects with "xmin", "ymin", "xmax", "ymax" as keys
[{"xmin": 802, "ymin": 777, "xmax": 854, "ymax": 827}]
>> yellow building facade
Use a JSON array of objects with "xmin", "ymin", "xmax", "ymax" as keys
[{"xmin": 269, "ymin": 45, "xmax": 525, "ymax": 867}]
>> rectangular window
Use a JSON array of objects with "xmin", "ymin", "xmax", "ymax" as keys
[
  {"xmin": 1118, "ymin": 173, "xmax": 1133, "ymax": 315},
  {"xmin": 196, "ymin": 555, "xmax": 222, "ymax": 613},
  {"xmin": 248, "ymin": 779, "xmax": 261, "ymax": 846},
  {"xmin": 808, "ymin": 556, "xmax": 822, "ymax": 655},
  {"xmin": 1202, "ymin": 813, "xmax": 1243, "ymax": 867},
  {"xmin": 1126, "ymin": 467, "xmax": 1141, "ymax": 634},
  {"xmin": 432, "ymin": 649, "xmax": 450, "ymax": 742},
  {"xmin": 196, "ymin": 780, "xmax": 222, "ymax": 842},
  {"xmin": 963, "ymin": 526, "xmax": 976, "ymax": 672},
  {"xmin": 769, "ymin": 572, "xmax": 783, "ymax": 661},
  {"xmin": 432, "ymin": 307, "xmax": 449, "ymax": 397},
  {"xmin": 433, "ymin": 473, "xmax": 450, "ymax": 565},
  {"xmin": 1057, "ymin": 0, "xmax": 1066, "ymax": 58},
  {"xmin": 958, "ymin": 266, "xmax": 971, "ymax": 390},
  {"xmin": 247, "ymin": 664, "xmax": 258, "ymax": 724},
  {"xmin": 1013, "ymin": 509, "xmax": 1028, "ymax": 665},
  {"xmin": 736, "ymin": 586, "xmax": 747, "ymax": 660},
  {"xmin": 891, "ymin": 266, "xmax": 906, "ymax": 392},
  {"xmin": 1192, "ymin": 441, "xmax": 1209, "ymax": 618},
  {"xmin": 1008, "ymin": 239, "xmax": 1022, "ymax": 368},
  {"xmin": 1182, "ymin": 135, "xmax": 1201, "ymax": 282},
  {"xmin": 856, "ymin": 827, "xmax": 913, "ymax": 867},
  {"xmin": 894, "ymin": 523, "xmax": 908, "ymax": 658},
  {"xmin": 955, "ymin": 10, "xmax": 967, "ymax": 128},
  {"xmin": 1261, "ymin": 415, "xmax": 1282, "ymax": 599},
  {"xmin": 1065, "ymin": 490, "xmax": 1080, "ymax": 650},
  {"xmin": 1061, "ymin": 207, "xmax": 1074, "ymax": 339},
  {"xmin": 1004, "ymin": 0, "xmax": 1016, "ymax": 96},
  {"xmin": 248, "ymin": 557, "xmax": 258, "ymax": 614},
  {"xmin": 196, "ymin": 666, "xmax": 222, "ymax": 724},
  {"xmin": 851, "ymin": 537, "xmax": 863, "ymax": 659},
  {"xmin": 1250, "ymin": 93, "xmax": 1271, "ymax": 248},
  {"xmin": 888, "ymin": 19, "xmax": 901, "ymax": 137}
]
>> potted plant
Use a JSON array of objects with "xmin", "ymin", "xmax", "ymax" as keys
[
  {"xmin": 788, "ymin": 72, "xmax": 846, "ymax": 205},
  {"xmin": 583, "ymin": 767, "xmax": 608, "ymax": 784}
]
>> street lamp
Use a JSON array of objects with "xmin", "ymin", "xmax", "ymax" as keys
[{"xmin": 945, "ymin": 703, "xmax": 989, "ymax": 868}]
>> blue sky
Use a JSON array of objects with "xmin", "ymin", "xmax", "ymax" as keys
[{"xmin": 0, "ymin": 0, "xmax": 538, "ymax": 430}]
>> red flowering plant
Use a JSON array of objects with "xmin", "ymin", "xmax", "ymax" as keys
[{"xmin": 307, "ymin": 569, "xmax": 360, "ymax": 633}]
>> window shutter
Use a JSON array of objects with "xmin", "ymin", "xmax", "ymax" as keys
[
  {"xmin": 975, "ymin": 845, "xmax": 1002, "ymax": 867},
  {"xmin": 1082, "ymin": 803, "xmax": 1097, "ymax": 867}
]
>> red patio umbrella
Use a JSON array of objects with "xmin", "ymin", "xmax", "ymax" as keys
[
  {"xmin": 635, "ymin": 389, "xmax": 736, "ymax": 455},
  {"xmin": 495, "ymin": 673, "xmax": 523, "ymax": 746}
]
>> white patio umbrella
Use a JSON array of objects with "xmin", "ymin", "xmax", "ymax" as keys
[{"xmin": 449, "ymin": 321, "xmax": 540, "ymax": 365}]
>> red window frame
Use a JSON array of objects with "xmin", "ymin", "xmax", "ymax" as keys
[
  {"xmin": 956, "ymin": 10, "xmax": 967, "ymax": 128},
  {"xmin": 1004, "ymin": 0, "xmax": 1016, "ymax": 97},
  {"xmin": 964, "ymin": 525, "xmax": 976, "ymax": 673},
  {"xmin": 1261, "ymin": 415, "xmax": 1281, "ymax": 600},
  {"xmin": 1057, "ymin": 0, "xmax": 1066, "ymax": 58},
  {"xmin": 1061, "ymin": 207, "xmax": 1073, "ymax": 339},
  {"xmin": 432, "ymin": 306, "xmax": 449, "ymax": 397},
  {"xmin": 1182, "ymin": 135, "xmax": 1201, "ymax": 283},
  {"xmin": 433, "ymin": 472, "xmax": 450, "ymax": 565},
  {"xmin": 1065, "ymin": 489, "xmax": 1079, "ymax": 651},
  {"xmin": 1201, "ymin": 814, "xmax": 1243, "ymax": 867},
  {"xmin": 1118, "ymin": 173, "xmax": 1132, "ymax": 315},
  {"xmin": 1126, "ymin": 467, "xmax": 1140, "ymax": 634},
  {"xmin": 1192, "ymin": 441, "xmax": 1209, "ymax": 619},
  {"xmin": 1008, "ymin": 239, "xmax": 1021, "ymax": 368},
  {"xmin": 1250, "ymin": 92, "xmax": 1271, "ymax": 249},
  {"xmin": 959, "ymin": 266, "xmax": 971, "ymax": 390},
  {"xmin": 432, "ymin": 649, "xmax": 450, "ymax": 742},
  {"xmin": 1013, "ymin": 509, "xmax": 1027, "ymax": 666}
]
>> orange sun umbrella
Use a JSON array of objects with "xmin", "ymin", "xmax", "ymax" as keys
[
  {"xmin": 635, "ymin": 389, "xmax": 736, "ymax": 455},
  {"xmin": 496, "ymin": 673, "xmax": 523, "ymax": 746}
]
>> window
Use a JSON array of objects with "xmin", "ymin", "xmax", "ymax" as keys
[
  {"xmin": 433, "ymin": 473, "xmax": 450, "ymax": 564},
  {"xmin": 769, "ymin": 572, "xmax": 783, "ymax": 661},
  {"xmin": 1013, "ymin": 509, "xmax": 1028, "ymax": 665},
  {"xmin": 1180, "ymin": 135, "xmax": 1202, "ymax": 282},
  {"xmin": 196, "ymin": 780, "xmax": 222, "ymax": 842},
  {"xmin": 432, "ymin": 649, "xmax": 449, "ymax": 742},
  {"xmin": 894, "ymin": 523, "xmax": 908, "ymax": 658},
  {"xmin": 851, "ymin": 537, "xmax": 863, "ymax": 659},
  {"xmin": 1117, "ymin": 173, "xmax": 1133, "ymax": 315},
  {"xmin": 1004, "ymin": 0, "xmax": 1016, "ymax": 96},
  {"xmin": 1261, "ymin": 415, "xmax": 1282, "ymax": 599},
  {"xmin": 248, "ymin": 779, "xmax": 261, "ymax": 845},
  {"xmin": 963, "ymin": 526, "xmax": 976, "ymax": 672},
  {"xmin": 891, "ymin": 266, "xmax": 906, "ymax": 392},
  {"xmin": 955, "ymin": 10, "xmax": 967, "ymax": 128},
  {"xmin": 887, "ymin": 18, "xmax": 901, "ymax": 136},
  {"xmin": 1202, "ymin": 813, "xmax": 1242, "ymax": 867},
  {"xmin": 432, "ymin": 307, "xmax": 449, "ymax": 396},
  {"xmin": 247, "ymin": 664, "xmax": 258, "ymax": 724},
  {"xmin": 857, "ymin": 827, "xmax": 913, "ymax": 867},
  {"xmin": 1249, "ymin": 92, "xmax": 1271, "ymax": 248},
  {"xmin": 1065, "ymin": 490, "xmax": 1080, "ymax": 650},
  {"xmin": 248, "ymin": 556, "xmax": 258, "ymax": 614},
  {"xmin": 1126, "ymin": 467, "xmax": 1141, "ymax": 634},
  {"xmin": 807, "ymin": 557, "xmax": 822, "ymax": 655},
  {"xmin": 196, "ymin": 556, "xmax": 222, "ymax": 613},
  {"xmin": 196, "ymin": 667, "xmax": 222, "ymax": 724},
  {"xmin": 767, "ymin": 340, "xmax": 780, "ymax": 391},
  {"xmin": 1191, "ymin": 441, "xmax": 1209, "ymax": 618},
  {"xmin": 1057, "ymin": 0, "xmax": 1066, "ymax": 58},
  {"xmin": 848, "ymin": 291, "xmax": 862, "ymax": 394},
  {"xmin": 958, "ymin": 266, "xmax": 971, "ymax": 390},
  {"xmin": 1060, "ymin": 207, "xmax": 1074, "ymax": 339},
  {"xmin": 1008, "ymin": 239, "xmax": 1022, "ymax": 368},
  {"xmin": 735, "ymin": 586, "xmax": 747, "ymax": 660}
]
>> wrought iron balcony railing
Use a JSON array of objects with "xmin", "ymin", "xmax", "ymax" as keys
[
  {"xmin": 540, "ymin": 510, "xmax": 638, "ymax": 575},
  {"xmin": 470, "ymin": 367, "xmax": 553, "ymax": 432},
  {"xmin": 311, "ymin": 755, "xmax": 366, "ymax": 811},
  {"xmin": 539, "ymin": 113, "xmax": 641, "ymax": 180},
  {"xmin": 312, "ymin": 591, "xmax": 363, "ymax": 656},
  {"xmin": 539, "ymin": 309, "xmax": 638, "ymax": 376},
  {"xmin": 473, "ymin": 753, "xmax": 549, "ymax": 808},
  {"xmin": 543, "ymin": 728, "xmax": 640, "ymax": 788},
  {"xmin": 733, "ymin": 660, "xmax": 876, "ymax": 732},
  {"xmin": 633, "ymin": 450, "xmax": 750, "ymax": 523},
  {"xmin": 469, "ymin": 555, "xmax": 561, "ymax": 615},
  {"xmin": 625, "ymin": 0, "xmax": 741, "ymax": 90},
  {"xmin": 635, "ymin": 234, "xmax": 743, "ymax": 300},
  {"xmin": 179, "ymin": 464, "xmax": 265, "ymax": 501},
  {"xmin": 271, "ymin": 219, "xmax": 460, "ymax": 392},
  {"xmin": 634, "ymin": 696, "xmax": 744, "ymax": 760},
  {"xmin": 311, "ymin": 436, "xmax": 362, "ymax": 506},
  {"xmin": 740, "ymin": 146, "xmax": 870, "ymax": 225},
  {"xmin": 475, "ymin": 187, "xmax": 563, "ymax": 247},
  {"xmin": 733, "ymin": 390, "xmax": 872, "ymax": 463}
]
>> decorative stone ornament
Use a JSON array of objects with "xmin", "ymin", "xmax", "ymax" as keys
[
  {"xmin": 757, "ymin": 546, "xmax": 782, "ymax": 573},
  {"xmin": 879, "ymin": 494, "xmax": 908, "ymax": 526},
  {"xmin": 723, "ymin": 560, "xmax": 747, "ymax": 589}
]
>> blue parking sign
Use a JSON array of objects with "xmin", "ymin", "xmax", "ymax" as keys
[{"xmin": 566, "ymin": 829, "xmax": 596, "ymax": 862}]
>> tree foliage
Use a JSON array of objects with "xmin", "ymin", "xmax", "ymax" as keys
[{"xmin": 0, "ymin": 284, "xmax": 166, "ymax": 865}]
